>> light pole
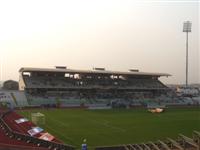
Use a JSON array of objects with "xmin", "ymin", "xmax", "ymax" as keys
[
  {"xmin": 0, "ymin": 57, "xmax": 2, "ymax": 88},
  {"xmin": 183, "ymin": 21, "xmax": 192, "ymax": 87}
]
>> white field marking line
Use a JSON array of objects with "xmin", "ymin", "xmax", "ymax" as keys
[
  {"xmin": 102, "ymin": 120, "xmax": 127, "ymax": 132},
  {"xmin": 47, "ymin": 116, "xmax": 70, "ymax": 127},
  {"xmin": 86, "ymin": 118, "xmax": 126, "ymax": 132},
  {"xmin": 45, "ymin": 125, "xmax": 75, "ymax": 143},
  {"xmin": 44, "ymin": 116, "xmax": 78, "ymax": 144}
]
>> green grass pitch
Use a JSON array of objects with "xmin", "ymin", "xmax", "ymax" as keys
[{"xmin": 19, "ymin": 108, "xmax": 200, "ymax": 149}]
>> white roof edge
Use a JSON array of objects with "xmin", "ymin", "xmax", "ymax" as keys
[{"xmin": 19, "ymin": 67, "xmax": 171, "ymax": 77}]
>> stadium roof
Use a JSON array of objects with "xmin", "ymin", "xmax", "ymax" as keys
[{"xmin": 19, "ymin": 67, "xmax": 171, "ymax": 77}]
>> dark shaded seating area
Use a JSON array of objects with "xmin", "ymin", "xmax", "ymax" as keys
[
  {"xmin": 95, "ymin": 131, "xmax": 200, "ymax": 150},
  {"xmin": 0, "ymin": 110, "xmax": 75, "ymax": 150}
]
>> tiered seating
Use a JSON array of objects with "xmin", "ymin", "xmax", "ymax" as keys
[
  {"xmin": 126, "ymin": 79, "xmax": 166, "ymax": 89},
  {"xmin": 0, "ymin": 143, "xmax": 47, "ymax": 150},
  {"xmin": 27, "ymin": 97, "xmax": 57, "ymax": 106},
  {"xmin": 0, "ymin": 110, "xmax": 75, "ymax": 150},
  {"xmin": 95, "ymin": 131, "xmax": 200, "ymax": 150},
  {"xmin": 20, "ymin": 67, "xmax": 172, "ymax": 107},
  {"xmin": 22, "ymin": 71, "xmax": 171, "ymax": 107},
  {"xmin": 24, "ymin": 75, "xmax": 167, "ymax": 90},
  {"xmin": 153, "ymin": 96, "xmax": 196, "ymax": 106},
  {"xmin": 0, "ymin": 112, "xmax": 46, "ymax": 149},
  {"xmin": 24, "ymin": 76, "xmax": 74, "ymax": 88}
]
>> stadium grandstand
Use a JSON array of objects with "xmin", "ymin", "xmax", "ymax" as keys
[
  {"xmin": 0, "ymin": 67, "xmax": 199, "ymax": 150},
  {"xmin": 18, "ymin": 67, "xmax": 171, "ymax": 108},
  {"xmin": 0, "ymin": 109, "xmax": 74, "ymax": 150},
  {"xmin": 95, "ymin": 130, "xmax": 200, "ymax": 150}
]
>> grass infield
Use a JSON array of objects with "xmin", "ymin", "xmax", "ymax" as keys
[{"xmin": 19, "ymin": 108, "xmax": 200, "ymax": 149}]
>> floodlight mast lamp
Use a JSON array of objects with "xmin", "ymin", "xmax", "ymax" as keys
[{"xmin": 183, "ymin": 21, "xmax": 192, "ymax": 87}]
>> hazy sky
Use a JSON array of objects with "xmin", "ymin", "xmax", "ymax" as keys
[{"xmin": 0, "ymin": 0, "xmax": 199, "ymax": 84}]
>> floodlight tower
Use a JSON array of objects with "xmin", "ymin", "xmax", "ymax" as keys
[
  {"xmin": 183, "ymin": 21, "xmax": 192, "ymax": 87},
  {"xmin": 0, "ymin": 57, "xmax": 2, "ymax": 88}
]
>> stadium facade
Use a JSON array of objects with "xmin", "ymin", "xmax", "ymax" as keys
[{"xmin": 19, "ymin": 67, "xmax": 171, "ymax": 107}]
